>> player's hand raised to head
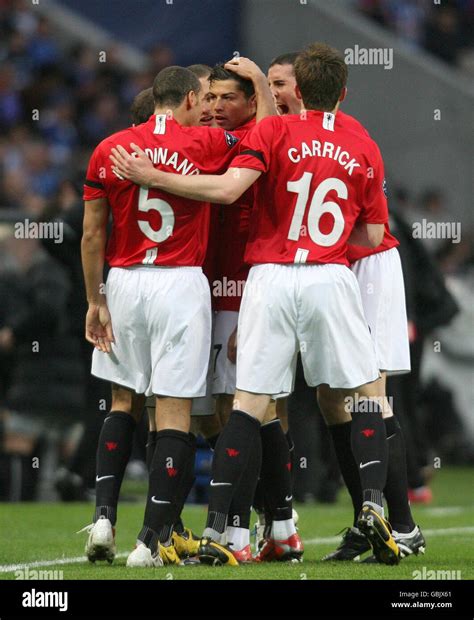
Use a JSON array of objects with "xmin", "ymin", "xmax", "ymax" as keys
[
  {"xmin": 85, "ymin": 303, "xmax": 115, "ymax": 353},
  {"xmin": 224, "ymin": 56, "xmax": 264, "ymax": 82},
  {"xmin": 110, "ymin": 143, "xmax": 156, "ymax": 187}
]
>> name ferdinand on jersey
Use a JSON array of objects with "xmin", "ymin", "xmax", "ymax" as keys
[
  {"xmin": 142, "ymin": 148, "xmax": 200, "ymax": 175},
  {"xmin": 288, "ymin": 140, "xmax": 361, "ymax": 175}
]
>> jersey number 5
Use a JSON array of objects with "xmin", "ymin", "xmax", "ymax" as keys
[
  {"xmin": 287, "ymin": 173, "xmax": 346, "ymax": 247},
  {"xmin": 137, "ymin": 186, "xmax": 175, "ymax": 243}
]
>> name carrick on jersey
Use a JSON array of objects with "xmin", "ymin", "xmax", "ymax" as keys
[
  {"xmin": 336, "ymin": 111, "xmax": 399, "ymax": 264},
  {"xmin": 83, "ymin": 114, "xmax": 239, "ymax": 267},
  {"xmin": 231, "ymin": 111, "xmax": 388, "ymax": 266}
]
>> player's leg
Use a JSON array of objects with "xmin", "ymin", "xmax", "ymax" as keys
[
  {"xmin": 130, "ymin": 396, "xmax": 196, "ymax": 567},
  {"xmin": 171, "ymin": 380, "xmax": 219, "ymax": 560},
  {"xmin": 190, "ymin": 411, "xmax": 221, "ymax": 447},
  {"xmin": 254, "ymin": 417, "xmax": 302, "ymax": 562},
  {"xmin": 199, "ymin": 264, "xmax": 298, "ymax": 565},
  {"xmin": 198, "ymin": 389, "xmax": 268, "ymax": 565},
  {"xmin": 213, "ymin": 310, "xmax": 240, "ymax": 428},
  {"xmin": 317, "ymin": 383, "xmax": 371, "ymax": 560},
  {"xmin": 352, "ymin": 249, "xmax": 420, "ymax": 548},
  {"xmin": 145, "ymin": 396, "xmax": 157, "ymax": 471},
  {"xmin": 374, "ymin": 373, "xmax": 424, "ymax": 561},
  {"xmin": 252, "ymin": 401, "xmax": 276, "ymax": 546},
  {"xmin": 126, "ymin": 266, "xmax": 211, "ymax": 568},
  {"xmin": 342, "ymin": 381, "xmax": 400, "ymax": 565},
  {"xmin": 298, "ymin": 262, "xmax": 399, "ymax": 565},
  {"xmin": 81, "ymin": 384, "xmax": 144, "ymax": 563},
  {"xmin": 145, "ymin": 394, "xmax": 197, "ymax": 558},
  {"xmin": 211, "ymin": 310, "xmax": 260, "ymax": 560},
  {"xmin": 323, "ymin": 249, "xmax": 422, "ymax": 561},
  {"xmin": 275, "ymin": 398, "xmax": 296, "ymax": 494},
  {"xmin": 80, "ymin": 266, "xmax": 150, "ymax": 563}
]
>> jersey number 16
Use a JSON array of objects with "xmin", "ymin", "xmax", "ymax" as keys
[{"xmin": 287, "ymin": 173, "xmax": 346, "ymax": 247}]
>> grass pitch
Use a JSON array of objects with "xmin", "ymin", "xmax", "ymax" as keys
[{"xmin": 0, "ymin": 466, "xmax": 473, "ymax": 581}]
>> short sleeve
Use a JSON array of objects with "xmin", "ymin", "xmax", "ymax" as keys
[
  {"xmin": 199, "ymin": 128, "xmax": 241, "ymax": 174},
  {"xmin": 83, "ymin": 145, "xmax": 107, "ymax": 201},
  {"xmin": 359, "ymin": 144, "xmax": 388, "ymax": 224},
  {"xmin": 230, "ymin": 118, "xmax": 275, "ymax": 173}
]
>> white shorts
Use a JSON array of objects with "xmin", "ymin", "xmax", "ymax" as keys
[
  {"xmin": 212, "ymin": 310, "xmax": 238, "ymax": 395},
  {"xmin": 91, "ymin": 266, "xmax": 211, "ymax": 398},
  {"xmin": 236, "ymin": 263, "xmax": 380, "ymax": 396},
  {"xmin": 351, "ymin": 248, "xmax": 410, "ymax": 375}
]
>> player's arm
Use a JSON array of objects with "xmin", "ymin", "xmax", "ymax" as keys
[
  {"xmin": 348, "ymin": 222, "xmax": 384, "ymax": 248},
  {"xmin": 225, "ymin": 56, "xmax": 277, "ymax": 121},
  {"xmin": 81, "ymin": 197, "xmax": 114, "ymax": 352},
  {"xmin": 349, "ymin": 145, "xmax": 387, "ymax": 248},
  {"xmin": 110, "ymin": 143, "xmax": 261, "ymax": 204}
]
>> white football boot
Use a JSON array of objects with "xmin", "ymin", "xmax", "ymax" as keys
[
  {"xmin": 126, "ymin": 543, "xmax": 164, "ymax": 568},
  {"xmin": 79, "ymin": 516, "xmax": 116, "ymax": 564}
]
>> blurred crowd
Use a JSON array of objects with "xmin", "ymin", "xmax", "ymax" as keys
[
  {"xmin": 0, "ymin": 0, "xmax": 175, "ymax": 214},
  {"xmin": 0, "ymin": 0, "xmax": 472, "ymax": 504},
  {"xmin": 358, "ymin": 0, "xmax": 474, "ymax": 72}
]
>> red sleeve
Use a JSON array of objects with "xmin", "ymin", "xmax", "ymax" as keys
[
  {"xmin": 199, "ymin": 128, "xmax": 241, "ymax": 174},
  {"xmin": 230, "ymin": 118, "xmax": 275, "ymax": 173},
  {"xmin": 359, "ymin": 144, "xmax": 388, "ymax": 224},
  {"xmin": 83, "ymin": 145, "xmax": 107, "ymax": 201}
]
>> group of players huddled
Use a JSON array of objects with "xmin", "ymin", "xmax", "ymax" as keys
[{"xmin": 80, "ymin": 43, "xmax": 425, "ymax": 568}]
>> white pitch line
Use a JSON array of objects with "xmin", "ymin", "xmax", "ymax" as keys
[
  {"xmin": 1, "ymin": 526, "xmax": 473, "ymax": 574},
  {"xmin": 0, "ymin": 552, "xmax": 128, "ymax": 574},
  {"xmin": 424, "ymin": 506, "xmax": 468, "ymax": 516}
]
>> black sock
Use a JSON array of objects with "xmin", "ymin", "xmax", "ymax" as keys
[
  {"xmin": 286, "ymin": 430, "xmax": 294, "ymax": 459},
  {"xmin": 286, "ymin": 429, "xmax": 296, "ymax": 488},
  {"xmin": 141, "ymin": 429, "xmax": 195, "ymax": 547},
  {"xmin": 350, "ymin": 400, "xmax": 387, "ymax": 512},
  {"xmin": 254, "ymin": 428, "xmax": 294, "ymax": 526},
  {"xmin": 94, "ymin": 411, "xmax": 136, "ymax": 525},
  {"xmin": 329, "ymin": 421, "xmax": 363, "ymax": 527},
  {"xmin": 206, "ymin": 433, "xmax": 220, "ymax": 451},
  {"xmin": 260, "ymin": 419, "xmax": 293, "ymax": 522},
  {"xmin": 205, "ymin": 410, "xmax": 261, "ymax": 536},
  {"xmin": 252, "ymin": 477, "xmax": 266, "ymax": 516},
  {"xmin": 228, "ymin": 428, "xmax": 262, "ymax": 531},
  {"xmin": 145, "ymin": 430, "xmax": 157, "ymax": 472},
  {"xmin": 173, "ymin": 433, "xmax": 197, "ymax": 533},
  {"xmin": 384, "ymin": 416, "xmax": 415, "ymax": 532}
]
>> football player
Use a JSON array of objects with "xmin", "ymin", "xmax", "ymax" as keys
[
  {"xmin": 267, "ymin": 51, "xmax": 425, "ymax": 562},
  {"xmin": 111, "ymin": 43, "xmax": 402, "ymax": 566},
  {"xmin": 80, "ymin": 66, "xmax": 240, "ymax": 568}
]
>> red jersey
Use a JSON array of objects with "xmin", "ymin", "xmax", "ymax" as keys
[
  {"xmin": 335, "ymin": 112, "xmax": 399, "ymax": 264},
  {"xmin": 213, "ymin": 118, "xmax": 255, "ymax": 312},
  {"xmin": 231, "ymin": 111, "xmax": 388, "ymax": 266},
  {"xmin": 83, "ymin": 114, "xmax": 239, "ymax": 267}
]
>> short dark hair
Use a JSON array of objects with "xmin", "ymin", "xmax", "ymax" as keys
[
  {"xmin": 294, "ymin": 43, "xmax": 348, "ymax": 111},
  {"xmin": 152, "ymin": 66, "xmax": 201, "ymax": 108},
  {"xmin": 187, "ymin": 63, "xmax": 212, "ymax": 79},
  {"xmin": 209, "ymin": 64, "xmax": 255, "ymax": 99},
  {"xmin": 130, "ymin": 87, "xmax": 155, "ymax": 125},
  {"xmin": 269, "ymin": 52, "xmax": 300, "ymax": 71}
]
